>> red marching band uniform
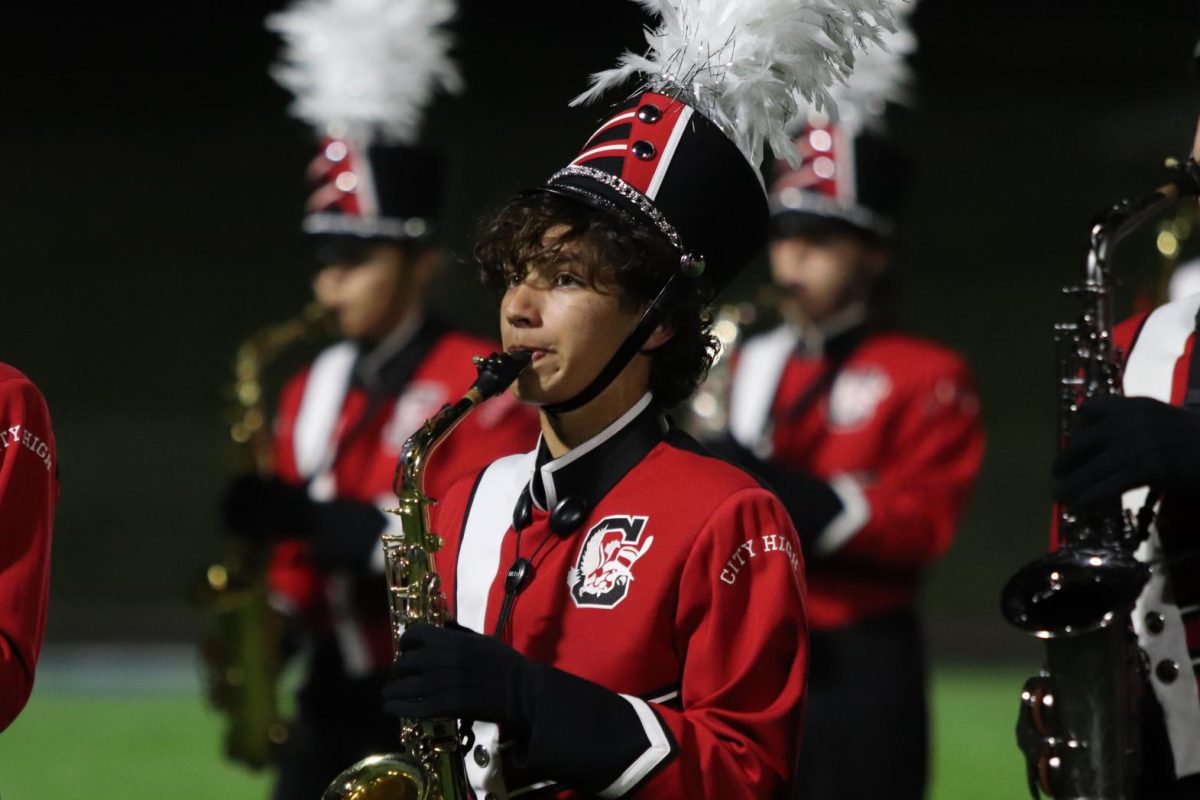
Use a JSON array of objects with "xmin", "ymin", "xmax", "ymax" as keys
[
  {"xmin": 267, "ymin": 329, "xmax": 539, "ymax": 673},
  {"xmin": 432, "ymin": 394, "xmax": 807, "ymax": 798},
  {"xmin": 0, "ymin": 363, "xmax": 57, "ymax": 731},
  {"xmin": 730, "ymin": 328, "xmax": 985, "ymax": 629}
]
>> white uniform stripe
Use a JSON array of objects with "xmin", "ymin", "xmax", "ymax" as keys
[
  {"xmin": 293, "ymin": 342, "xmax": 357, "ymax": 478},
  {"xmin": 599, "ymin": 695, "xmax": 673, "ymax": 798},
  {"xmin": 457, "ymin": 452, "xmax": 537, "ymax": 798},
  {"xmin": 814, "ymin": 474, "xmax": 871, "ymax": 556},
  {"xmin": 1123, "ymin": 294, "xmax": 1200, "ymax": 778},
  {"xmin": 729, "ymin": 325, "xmax": 799, "ymax": 451},
  {"xmin": 457, "ymin": 452, "xmax": 535, "ymax": 633},
  {"xmin": 1122, "ymin": 294, "xmax": 1200, "ymax": 402},
  {"xmin": 644, "ymin": 105, "xmax": 693, "ymax": 201}
]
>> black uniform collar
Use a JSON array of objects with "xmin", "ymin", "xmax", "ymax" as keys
[
  {"xmin": 522, "ymin": 393, "xmax": 668, "ymax": 535},
  {"xmin": 795, "ymin": 305, "xmax": 869, "ymax": 358},
  {"xmin": 351, "ymin": 313, "xmax": 446, "ymax": 393}
]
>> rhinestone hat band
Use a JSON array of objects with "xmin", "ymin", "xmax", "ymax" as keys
[
  {"xmin": 547, "ymin": 165, "xmax": 684, "ymax": 252},
  {"xmin": 303, "ymin": 213, "xmax": 436, "ymax": 240}
]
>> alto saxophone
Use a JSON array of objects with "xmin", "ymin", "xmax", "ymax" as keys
[
  {"xmin": 324, "ymin": 349, "xmax": 532, "ymax": 800},
  {"xmin": 198, "ymin": 303, "xmax": 331, "ymax": 768},
  {"xmin": 1001, "ymin": 158, "xmax": 1200, "ymax": 799}
]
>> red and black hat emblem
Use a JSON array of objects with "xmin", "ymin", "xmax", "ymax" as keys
[
  {"xmin": 303, "ymin": 138, "xmax": 446, "ymax": 242},
  {"xmin": 769, "ymin": 122, "xmax": 907, "ymax": 238},
  {"xmin": 544, "ymin": 91, "xmax": 768, "ymax": 296}
]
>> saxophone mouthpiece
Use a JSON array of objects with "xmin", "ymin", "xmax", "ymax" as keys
[{"xmin": 472, "ymin": 350, "xmax": 533, "ymax": 399}]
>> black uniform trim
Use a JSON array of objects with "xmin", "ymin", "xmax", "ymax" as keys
[
  {"xmin": 354, "ymin": 314, "xmax": 448, "ymax": 394},
  {"xmin": 527, "ymin": 397, "xmax": 668, "ymax": 517},
  {"xmin": 621, "ymin": 703, "xmax": 681, "ymax": 797}
]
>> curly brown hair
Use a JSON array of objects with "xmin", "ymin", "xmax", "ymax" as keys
[{"xmin": 474, "ymin": 191, "xmax": 718, "ymax": 409}]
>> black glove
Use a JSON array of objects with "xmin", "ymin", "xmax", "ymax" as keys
[
  {"xmin": 705, "ymin": 434, "xmax": 843, "ymax": 551},
  {"xmin": 1054, "ymin": 395, "xmax": 1200, "ymax": 508},
  {"xmin": 222, "ymin": 474, "xmax": 387, "ymax": 570},
  {"xmin": 384, "ymin": 623, "xmax": 657, "ymax": 793}
]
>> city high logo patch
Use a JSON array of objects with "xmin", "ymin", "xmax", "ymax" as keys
[
  {"xmin": 827, "ymin": 366, "xmax": 891, "ymax": 430},
  {"xmin": 568, "ymin": 515, "xmax": 654, "ymax": 609}
]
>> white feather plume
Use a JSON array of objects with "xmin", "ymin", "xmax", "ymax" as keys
[
  {"xmin": 794, "ymin": 0, "xmax": 915, "ymax": 133},
  {"xmin": 571, "ymin": 0, "xmax": 901, "ymax": 168},
  {"xmin": 267, "ymin": 0, "xmax": 463, "ymax": 145}
]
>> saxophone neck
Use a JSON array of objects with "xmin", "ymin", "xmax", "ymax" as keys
[{"xmin": 391, "ymin": 349, "xmax": 534, "ymax": 499}]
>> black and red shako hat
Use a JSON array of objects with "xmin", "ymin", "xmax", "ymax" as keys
[
  {"xmin": 528, "ymin": 0, "xmax": 897, "ymax": 413},
  {"xmin": 303, "ymin": 137, "xmax": 445, "ymax": 243},
  {"xmin": 768, "ymin": 121, "xmax": 907, "ymax": 240},
  {"xmin": 543, "ymin": 90, "xmax": 768, "ymax": 297}
]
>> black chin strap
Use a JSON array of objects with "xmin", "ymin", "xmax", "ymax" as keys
[{"xmin": 543, "ymin": 273, "xmax": 685, "ymax": 415}]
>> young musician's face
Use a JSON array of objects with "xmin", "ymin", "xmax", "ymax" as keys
[
  {"xmin": 499, "ymin": 227, "xmax": 642, "ymax": 405},
  {"xmin": 312, "ymin": 242, "xmax": 423, "ymax": 340},
  {"xmin": 769, "ymin": 232, "xmax": 884, "ymax": 324}
]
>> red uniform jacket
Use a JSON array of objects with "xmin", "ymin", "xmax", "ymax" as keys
[
  {"xmin": 434, "ymin": 394, "xmax": 807, "ymax": 799},
  {"xmin": 0, "ymin": 364, "xmax": 57, "ymax": 730},
  {"xmin": 729, "ymin": 323, "xmax": 985, "ymax": 631},
  {"xmin": 266, "ymin": 319, "xmax": 540, "ymax": 675}
]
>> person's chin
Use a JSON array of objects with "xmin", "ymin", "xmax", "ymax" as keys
[{"xmin": 513, "ymin": 373, "xmax": 575, "ymax": 407}]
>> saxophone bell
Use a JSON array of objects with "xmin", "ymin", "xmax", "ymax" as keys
[{"xmin": 1002, "ymin": 547, "xmax": 1148, "ymax": 638}]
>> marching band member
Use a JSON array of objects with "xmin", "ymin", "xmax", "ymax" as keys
[
  {"xmin": 713, "ymin": 8, "xmax": 986, "ymax": 796},
  {"xmin": 0, "ymin": 363, "xmax": 57, "ymax": 731},
  {"xmin": 1051, "ymin": 120, "xmax": 1200, "ymax": 798},
  {"xmin": 220, "ymin": 1, "xmax": 538, "ymax": 795},
  {"xmin": 380, "ymin": 1, "xmax": 898, "ymax": 796}
]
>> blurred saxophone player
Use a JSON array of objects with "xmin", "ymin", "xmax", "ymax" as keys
[
  {"xmin": 1048, "ymin": 117, "xmax": 1200, "ymax": 798},
  {"xmin": 220, "ymin": 1, "xmax": 539, "ymax": 796},
  {"xmin": 709, "ymin": 19, "xmax": 986, "ymax": 794},
  {"xmin": 0, "ymin": 363, "xmax": 57, "ymax": 731}
]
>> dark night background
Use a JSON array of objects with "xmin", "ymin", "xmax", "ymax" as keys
[{"xmin": 2, "ymin": 0, "xmax": 1199, "ymax": 664}]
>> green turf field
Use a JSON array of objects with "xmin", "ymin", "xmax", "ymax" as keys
[{"xmin": 0, "ymin": 662, "xmax": 1027, "ymax": 799}]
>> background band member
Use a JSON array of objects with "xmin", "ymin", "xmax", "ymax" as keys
[
  {"xmin": 378, "ymin": 1, "xmax": 899, "ymax": 796},
  {"xmin": 1053, "ymin": 142, "xmax": 1200, "ymax": 793},
  {"xmin": 711, "ymin": 11, "xmax": 986, "ymax": 795},
  {"xmin": 0, "ymin": 363, "xmax": 57, "ymax": 731},
  {"xmin": 220, "ymin": 1, "xmax": 539, "ymax": 795}
]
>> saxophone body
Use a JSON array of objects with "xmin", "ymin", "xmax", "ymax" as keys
[
  {"xmin": 1001, "ymin": 160, "xmax": 1200, "ymax": 799},
  {"xmin": 324, "ymin": 350, "xmax": 532, "ymax": 800},
  {"xmin": 199, "ymin": 303, "xmax": 331, "ymax": 768}
]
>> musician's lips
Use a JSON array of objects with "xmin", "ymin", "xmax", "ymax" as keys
[{"xmin": 507, "ymin": 345, "xmax": 551, "ymax": 363}]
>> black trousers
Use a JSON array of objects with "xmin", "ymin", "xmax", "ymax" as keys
[
  {"xmin": 272, "ymin": 640, "xmax": 398, "ymax": 800},
  {"xmin": 793, "ymin": 609, "xmax": 928, "ymax": 800}
]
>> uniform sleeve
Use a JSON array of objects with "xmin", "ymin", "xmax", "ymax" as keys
[
  {"xmin": 822, "ymin": 358, "xmax": 985, "ymax": 571},
  {"xmin": 0, "ymin": 377, "xmax": 57, "ymax": 730},
  {"xmin": 265, "ymin": 371, "xmax": 322, "ymax": 618},
  {"xmin": 618, "ymin": 488, "xmax": 807, "ymax": 798}
]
